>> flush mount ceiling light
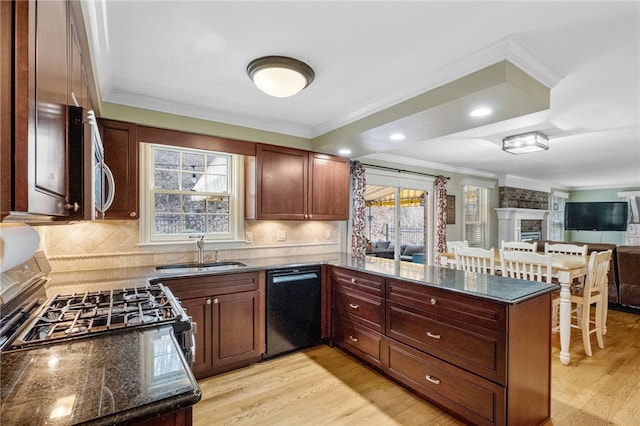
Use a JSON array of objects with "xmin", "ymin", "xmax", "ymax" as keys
[
  {"xmin": 502, "ymin": 131, "xmax": 549, "ymax": 155},
  {"xmin": 247, "ymin": 56, "xmax": 315, "ymax": 98}
]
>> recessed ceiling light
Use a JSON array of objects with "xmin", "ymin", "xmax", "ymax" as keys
[
  {"xmin": 389, "ymin": 133, "xmax": 405, "ymax": 141},
  {"xmin": 470, "ymin": 107, "xmax": 492, "ymax": 117},
  {"xmin": 338, "ymin": 148, "xmax": 351, "ymax": 155}
]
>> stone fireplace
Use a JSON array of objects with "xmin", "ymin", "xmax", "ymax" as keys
[{"xmin": 496, "ymin": 185, "xmax": 551, "ymax": 243}]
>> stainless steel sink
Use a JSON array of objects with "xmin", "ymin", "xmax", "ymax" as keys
[{"xmin": 156, "ymin": 261, "xmax": 247, "ymax": 273}]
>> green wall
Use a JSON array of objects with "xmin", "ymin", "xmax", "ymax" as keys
[{"xmin": 566, "ymin": 187, "xmax": 639, "ymax": 245}]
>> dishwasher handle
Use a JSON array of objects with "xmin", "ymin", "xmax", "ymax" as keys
[{"xmin": 271, "ymin": 272, "xmax": 318, "ymax": 284}]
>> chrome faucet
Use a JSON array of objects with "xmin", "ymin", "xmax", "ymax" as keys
[{"xmin": 190, "ymin": 235, "xmax": 205, "ymax": 264}]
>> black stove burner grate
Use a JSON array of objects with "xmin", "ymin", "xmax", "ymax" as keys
[{"xmin": 11, "ymin": 284, "xmax": 183, "ymax": 349}]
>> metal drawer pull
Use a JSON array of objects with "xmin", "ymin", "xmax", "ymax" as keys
[
  {"xmin": 349, "ymin": 335, "xmax": 359, "ymax": 342},
  {"xmin": 430, "ymin": 298, "xmax": 437, "ymax": 305},
  {"xmin": 349, "ymin": 303, "xmax": 360, "ymax": 309},
  {"xmin": 351, "ymin": 278, "xmax": 357, "ymax": 283},
  {"xmin": 426, "ymin": 331, "xmax": 441, "ymax": 339},
  {"xmin": 425, "ymin": 375, "xmax": 441, "ymax": 385}
]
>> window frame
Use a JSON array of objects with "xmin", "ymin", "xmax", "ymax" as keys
[
  {"xmin": 463, "ymin": 185, "xmax": 489, "ymax": 248},
  {"xmin": 139, "ymin": 143, "xmax": 245, "ymax": 246}
]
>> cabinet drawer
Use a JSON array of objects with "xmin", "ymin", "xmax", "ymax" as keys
[
  {"xmin": 334, "ymin": 285, "xmax": 384, "ymax": 331},
  {"xmin": 334, "ymin": 316, "xmax": 384, "ymax": 368},
  {"xmin": 155, "ymin": 272, "xmax": 259, "ymax": 299},
  {"xmin": 331, "ymin": 267, "xmax": 384, "ymax": 297},
  {"xmin": 387, "ymin": 302, "xmax": 506, "ymax": 384},
  {"xmin": 387, "ymin": 278, "xmax": 506, "ymax": 333},
  {"xmin": 386, "ymin": 339, "xmax": 505, "ymax": 426}
]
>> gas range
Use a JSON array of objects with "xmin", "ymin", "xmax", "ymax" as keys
[
  {"xmin": 10, "ymin": 284, "xmax": 191, "ymax": 351},
  {"xmin": 0, "ymin": 252, "xmax": 194, "ymax": 365}
]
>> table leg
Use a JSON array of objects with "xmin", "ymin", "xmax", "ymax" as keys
[{"xmin": 559, "ymin": 280, "xmax": 572, "ymax": 365}]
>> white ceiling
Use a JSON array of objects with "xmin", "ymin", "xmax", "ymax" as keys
[{"xmin": 83, "ymin": 1, "xmax": 640, "ymax": 190}]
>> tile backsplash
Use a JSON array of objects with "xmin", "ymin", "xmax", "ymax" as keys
[{"xmin": 36, "ymin": 220, "xmax": 343, "ymax": 272}]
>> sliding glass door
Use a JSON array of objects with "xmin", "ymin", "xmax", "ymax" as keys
[{"xmin": 365, "ymin": 170, "xmax": 433, "ymax": 263}]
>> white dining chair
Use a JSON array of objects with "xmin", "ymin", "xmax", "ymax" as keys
[
  {"xmin": 446, "ymin": 240, "xmax": 468, "ymax": 253},
  {"xmin": 499, "ymin": 249, "xmax": 552, "ymax": 283},
  {"xmin": 544, "ymin": 243, "xmax": 588, "ymax": 258},
  {"xmin": 546, "ymin": 242, "xmax": 589, "ymax": 289},
  {"xmin": 454, "ymin": 246, "xmax": 496, "ymax": 275},
  {"xmin": 501, "ymin": 240, "xmax": 538, "ymax": 252},
  {"xmin": 566, "ymin": 250, "xmax": 613, "ymax": 357}
]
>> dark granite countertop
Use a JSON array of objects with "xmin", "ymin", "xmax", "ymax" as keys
[
  {"xmin": 1, "ymin": 326, "xmax": 201, "ymax": 426},
  {"xmin": 47, "ymin": 252, "xmax": 557, "ymax": 305}
]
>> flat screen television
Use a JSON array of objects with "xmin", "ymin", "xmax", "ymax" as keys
[{"xmin": 564, "ymin": 202, "xmax": 629, "ymax": 231}]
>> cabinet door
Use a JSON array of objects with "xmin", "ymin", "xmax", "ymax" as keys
[
  {"xmin": 308, "ymin": 153, "xmax": 350, "ymax": 220},
  {"xmin": 99, "ymin": 119, "xmax": 139, "ymax": 219},
  {"xmin": 212, "ymin": 290, "xmax": 260, "ymax": 367},
  {"xmin": 180, "ymin": 296, "xmax": 212, "ymax": 376},
  {"xmin": 255, "ymin": 144, "xmax": 308, "ymax": 220},
  {"xmin": 12, "ymin": 0, "xmax": 70, "ymax": 217}
]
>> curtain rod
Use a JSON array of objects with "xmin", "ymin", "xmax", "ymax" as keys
[{"xmin": 359, "ymin": 163, "xmax": 450, "ymax": 180}]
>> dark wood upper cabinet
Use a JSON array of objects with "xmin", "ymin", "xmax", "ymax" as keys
[
  {"xmin": 308, "ymin": 152, "xmax": 350, "ymax": 220},
  {"xmin": 98, "ymin": 119, "xmax": 139, "ymax": 220},
  {"xmin": 247, "ymin": 144, "xmax": 350, "ymax": 220},
  {"xmin": 3, "ymin": 0, "xmax": 94, "ymax": 222},
  {"xmin": 9, "ymin": 0, "xmax": 70, "ymax": 219}
]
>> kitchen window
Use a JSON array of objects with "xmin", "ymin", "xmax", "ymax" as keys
[{"xmin": 140, "ymin": 143, "xmax": 244, "ymax": 243}]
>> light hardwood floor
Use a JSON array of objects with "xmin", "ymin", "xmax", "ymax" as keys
[{"xmin": 194, "ymin": 309, "xmax": 640, "ymax": 425}]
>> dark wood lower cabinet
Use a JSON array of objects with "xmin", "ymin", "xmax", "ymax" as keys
[
  {"xmin": 331, "ymin": 267, "xmax": 552, "ymax": 426},
  {"xmin": 212, "ymin": 290, "xmax": 261, "ymax": 369},
  {"xmin": 156, "ymin": 272, "xmax": 263, "ymax": 380},
  {"xmin": 386, "ymin": 339, "xmax": 505, "ymax": 426}
]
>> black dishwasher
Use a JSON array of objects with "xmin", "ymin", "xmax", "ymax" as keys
[{"xmin": 264, "ymin": 266, "xmax": 322, "ymax": 359}]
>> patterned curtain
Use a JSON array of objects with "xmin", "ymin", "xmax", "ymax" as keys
[
  {"xmin": 434, "ymin": 175, "xmax": 448, "ymax": 266},
  {"xmin": 350, "ymin": 161, "xmax": 367, "ymax": 257}
]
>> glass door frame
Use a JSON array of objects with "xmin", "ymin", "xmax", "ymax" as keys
[{"xmin": 356, "ymin": 168, "xmax": 436, "ymax": 264}]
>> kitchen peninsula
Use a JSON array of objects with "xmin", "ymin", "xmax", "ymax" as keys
[{"xmin": 39, "ymin": 253, "xmax": 557, "ymax": 426}]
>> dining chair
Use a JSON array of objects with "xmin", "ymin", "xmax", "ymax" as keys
[
  {"xmin": 545, "ymin": 242, "xmax": 589, "ymax": 289},
  {"xmin": 501, "ymin": 240, "xmax": 538, "ymax": 252},
  {"xmin": 446, "ymin": 240, "xmax": 468, "ymax": 253},
  {"xmin": 454, "ymin": 247, "xmax": 496, "ymax": 275},
  {"xmin": 499, "ymin": 249, "xmax": 552, "ymax": 283},
  {"xmin": 544, "ymin": 242, "xmax": 588, "ymax": 258},
  {"xmin": 566, "ymin": 250, "xmax": 613, "ymax": 356}
]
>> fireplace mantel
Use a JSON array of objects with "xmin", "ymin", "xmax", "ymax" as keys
[{"xmin": 495, "ymin": 208, "xmax": 552, "ymax": 242}]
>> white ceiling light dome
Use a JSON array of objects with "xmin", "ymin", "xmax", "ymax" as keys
[{"xmin": 247, "ymin": 56, "xmax": 315, "ymax": 98}]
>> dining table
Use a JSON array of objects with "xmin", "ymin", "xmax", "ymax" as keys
[{"xmin": 440, "ymin": 251, "xmax": 590, "ymax": 365}]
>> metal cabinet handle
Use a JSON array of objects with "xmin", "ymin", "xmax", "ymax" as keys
[
  {"xmin": 430, "ymin": 298, "xmax": 437, "ymax": 305},
  {"xmin": 349, "ymin": 303, "xmax": 360, "ymax": 310},
  {"xmin": 206, "ymin": 299, "xmax": 212, "ymax": 305},
  {"xmin": 425, "ymin": 375, "xmax": 441, "ymax": 385},
  {"xmin": 426, "ymin": 331, "xmax": 441, "ymax": 339},
  {"xmin": 65, "ymin": 202, "xmax": 80, "ymax": 212},
  {"xmin": 348, "ymin": 335, "xmax": 358, "ymax": 342},
  {"xmin": 129, "ymin": 211, "xmax": 137, "ymax": 217},
  {"xmin": 213, "ymin": 298, "xmax": 219, "ymax": 304},
  {"xmin": 351, "ymin": 278, "xmax": 357, "ymax": 283}
]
